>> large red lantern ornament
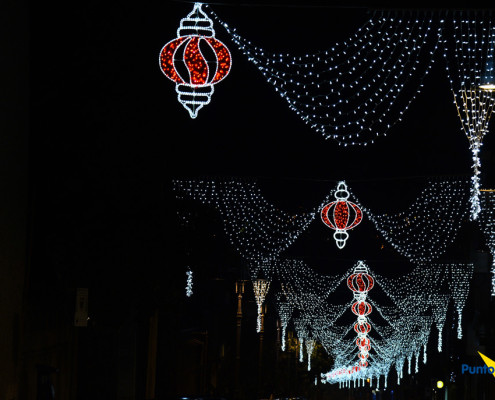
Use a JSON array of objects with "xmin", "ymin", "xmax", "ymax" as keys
[
  {"xmin": 321, "ymin": 181, "xmax": 363, "ymax": 249},
  {"xmin": 159, "ymin": 3, "xmax": 232, "ymax": 118}
]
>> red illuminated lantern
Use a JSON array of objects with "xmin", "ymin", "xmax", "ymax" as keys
[
  {"xmin": 159, "ymin": 3, "xmax": 232, "ymax": 118},
  {"xmin": 321, "ymin": 181, "xmax": 363, "ymax": 249},
  {"xmin": 352, "ymin": 301, "xmax": 372, "ymax": 317},
  {"xmin": 356, "ymin": 337, "xmax": 371, "ymax": 348},
  {"xmin": 347, "ymin": 261, "xmax": 374, "ymax": 299},
  {"xmin": 354, "ymin": 321, "xmax": 371, "ymax": 335}
]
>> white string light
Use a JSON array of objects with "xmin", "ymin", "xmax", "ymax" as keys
[
  {"xmin": 186, "ymin": 268, "xmax": 193, "ymax": 297},
  {"xmin": 306, "ymin": 339, "xmax": 316, "ymax": 371},
  {"xmin": 276, "ymin": 292, "xmax": 294, "ymax": 351},
  {"xmin": 206, "ymin": 6, "xmax": 442, "ymax": 146},
  {"xmin": 172, "ymin": 179, "xmax": 318, "ymax": 260},
  {"xmin": 352, "ymin": 179, "xmax": 470, "ymax": 263}
]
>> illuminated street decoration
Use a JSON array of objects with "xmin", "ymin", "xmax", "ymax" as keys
[
  {"xmin": 206, "ymin": 6, "xmax": 442, "ymax": 145},
  {"xmin": 173, "ymin": 178, "xmax": 469, "ymax": 263},
  {"xmin": 444, "ymin": 20, "xmax": 495, "ymax": 220},
  {"xmin": 480, "ymin": 192, "xmax": 495, "ymax": 296},
  {"xmin": 348, "ymin": 262, "xmax": 374, "ymax": 368},
  {"xmin": 252, "ymin": 278, "xmax": 270, "ymax": 333},
  {"xmin": 356, "ymin": 179, "xmax": 470, "ymax": 263},
  {"xmin": 186, "ymin": 268, "xmax": 193, "ymax": 297},
  {"xmin": 159, "ymin": 3, "xmax": 231, "ymax": 118},
  {"xmin": 448, "ymin": 264, "xmax": 474, "ymax": 338},
  {"xmin": 306, "ymin": 339, "xmax": 316, "ymax": 371},
  {"xmin": 321, "ymin": 181, "xmax": 363, "ymax": 249},
  {"xmin": 317, "ymin": 262, "xmax": 472, "ymax": 388},
  {"xmin": 172, "ymin": 179, "xmax": 317, "ymax": 260},
  {"xmin": 276, "ymin": 293, "xmax": 293, "ymax": 351}
]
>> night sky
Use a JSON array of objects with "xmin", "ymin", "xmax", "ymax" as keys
[{"xmin": 28, "ymin": 0, "xmax": 495, "ymax": 397}]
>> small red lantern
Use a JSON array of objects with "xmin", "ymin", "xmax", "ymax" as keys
[
  {"xmin": 347, "ymin": 261, "xmax": 374, "ymax": 298},
  {"xmin": 159, "ymin": 3, "xmax": 232, "ymax": 118},
  {"xmin": 354, "ymin": 321, "xmax": 371, "ymax": 335},
  {"xmin": 321, "ymin": 181, "xmax": 363, "ymax": 249},
  {"xmin": 351, "ymin": 301, "xmax": 372, "ymax": 317}
]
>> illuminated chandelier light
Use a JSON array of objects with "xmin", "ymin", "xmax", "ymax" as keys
[
  {"xmin": 480, "ymin": 191, "xmax": 495, "ymax": 296},
  {"xmin": 321, "ymin": 181, "xmax": 363, "ymax": 249},
  {"xmin": 159, "ymin": 3, "xmax": 232, "ymax": 118},
  {"xmin": 443, "ymin": 18, "xmax": 495, "ymax": 220},
  {"xmin": 206, "ymin": 5, "xmax": 442, "ymax": 145},
  {"xmin": 353, "ymin": 179, "xmax": 470, "ymax": 263},
  {"xmin": 172, "ymin": 179, "xmax": 317, "ymax": 260},
  {"xmin": 253, "ymin": 278, "xmax": 270, "ymax": 333}
]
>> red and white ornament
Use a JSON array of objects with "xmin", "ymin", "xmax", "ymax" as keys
[
  {"xmin": 159, "ymin": 3, "xmax": 232, "ymax": 118},
  {"xmin": 321, "ymin": 181, "xmax": 363, "ymax": 249}
]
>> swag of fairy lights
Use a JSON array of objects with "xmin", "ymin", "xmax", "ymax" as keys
[
  {"xmin": 443, "ymin": 19, "xmax": 495, "ymax": 220},
  {"xmin": 205, "ymin": 5, "xmax": 442, "ymax": 146},
  {"xmin": 172, "ymin": 178, "xmax": 470, "ymax": 264}
]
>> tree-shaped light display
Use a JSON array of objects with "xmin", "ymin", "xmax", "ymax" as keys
[{"xmin": 159, "ymin": 3, "xmax": 232, "ymax": 118}]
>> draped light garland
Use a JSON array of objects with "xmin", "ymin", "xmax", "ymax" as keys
[
  {"xmin": 205, "ymin": 5, "xmax": 442, "ymax": 145},
  {"xmin": 172, "ymin": 179, "xmax": 318, "ymax": 260},
  {"xmin": 443, "ymin": 18, "xmax": 495, "ymax": 220},
  {"xmin": 352, "ymin": 178, "xmax": 470, "ymax": 263},
  {"xmin": 173, "ymin": 177, "xmax": 470, "ymax": 264},
  {"xmin": 480, "ymin": 191, "xmax": 495, "ymax": 296}
]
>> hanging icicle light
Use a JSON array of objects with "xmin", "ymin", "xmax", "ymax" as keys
[
  {"xmin": 186, "ymin": 268, "xmax": 193, "ymax": 297},
  {"xmin": 252, "ymin": 278, "xmax": 270, "ymax": 333},
  {"xmin": 444, "ymin": 19, "xmax": 495, "ymax": 220}
]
